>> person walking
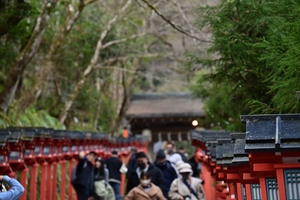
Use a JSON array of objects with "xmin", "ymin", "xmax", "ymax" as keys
[
  {"xmin": 169, "ymin": 163, "xmax": 205, "ymax": 200},
  {"xmin": 126, "ymin": 151, "xmax": 165, "ymax": 195},
  {"xmin": 0, "ymin": 175, "xmax": 24, "ymax": 200},
  {"xmin": 93, "ymin": 157, "xmax": 115, "ymax": 200},
  {"xmin": 127, "ymin": 147, "xmax": 137, "ymax": 175},
  {"xmin": 177, "ymin": 146, "xmax": 188, "ymax": 162},
  {"xmin": 105, "ymin": 150, "xmax": 126, "ymax": 200},
  {"xmin": 165, "ymin": 142, "xmax": 182, "ymax": 165},
  {"xmin": 154, "ymin": 150, "xmax": 177, "ymax": 200},
  {"xmin": 125, "ymin": 171, "xmax": 166, "ymax": 200}
]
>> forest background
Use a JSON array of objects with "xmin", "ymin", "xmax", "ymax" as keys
[{"xmin": 1, "ymin": 0, "xmax": 300, "ymax": 136}]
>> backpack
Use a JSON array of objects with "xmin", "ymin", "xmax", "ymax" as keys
[{"xmin": 94, "ymin": 180, "xmax": 109, "ymax": 198}]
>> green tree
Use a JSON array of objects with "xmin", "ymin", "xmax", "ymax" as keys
[
  {"xmin": 254, "ymin": 0, "xmax": 300, "ymax": 113},
  {"xmin": 190, "ymin": 0, "xmax": 275, "ymax": 131}
]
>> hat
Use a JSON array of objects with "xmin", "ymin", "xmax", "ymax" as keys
[
  {"xmin": 156, "ymin": 149, "xmax": 166, "ymax": 159},
  {"xmin": 178, "ymin": 163, "xmax": 193, "ymax": 173},
  {"xmin": 136, "ymin": 151, "xmax": 148, "ymax": 159},
  {"xmin": 176, "ymin": 160, "xmax": 185, "ymax": 169}
]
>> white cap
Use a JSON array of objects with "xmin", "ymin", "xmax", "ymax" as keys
[{"xmin": 178, "ymin": 163, "xmax": 193, "ymax": 173}]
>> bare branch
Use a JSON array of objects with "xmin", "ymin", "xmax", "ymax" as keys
[
  {"xmin": 94, "ymin": 66, "xmax": 191, "ymax": 86},
  {"xmin": 140, "ymin": 0, "xmax": 213, "ymax": 43},
  {"xmin": 95, "ymin": 53, "xmax": 168, "ymax": 66},
  {"xmin": 169, "ymin": 0, "xmax": 201, "ymax": 49},
  {"xmin": 84, "ymin": 0, "xmax": 98, "ymax": 6},
  {"xmin": 101, "ymin": 32, "xmax": 147, "ymax": 50},
  {"xmin": 59, "ymin": 0, "xmax": 133, "ymax": 124}
]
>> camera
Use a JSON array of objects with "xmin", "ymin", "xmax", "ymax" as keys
[{"xmin": 183, "ymin": 195, "xmax": 192, "ymax": 200}]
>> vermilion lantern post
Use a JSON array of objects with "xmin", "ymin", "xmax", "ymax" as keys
[
  {"xmin": 51, "ymin": 130, "xmax": 65, "ymax": 200},
  {"xmin": 68, "ymin": 131, "xmax": 80, "ymax": 200},
  {"xmin": 22, "ymin": 128, "xmax": 37, "ymax": 200},
  {"xmin": 0, "ymin": 130, "xmax": 13, "ymax": 176},
  {"xmin": 7, "ymin": 128, "xmax": 28, "ymax": 200},
  {"xmin": 92, "ymin": 133, "xmax": 101, "ymax": 157},
  {"xmin": 61, "ymin": 130, "xmax": 71, "ymax": 200},
  {"xmin": 33, "ymin": 128, "xmax": 48, "ymax": 200}
]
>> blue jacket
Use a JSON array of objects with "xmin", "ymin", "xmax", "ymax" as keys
[
  {"xmin": 0, "ymin": 176, "xmax": 24, "ymax": 200},
  {"xmin": 154, "ymin": 160, "xmax": 178, "ymax": 199}
]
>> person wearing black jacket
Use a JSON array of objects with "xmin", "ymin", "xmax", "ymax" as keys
[
  {"xmin": 72, "ymin": 151, "xmax": 96, "ymax": 200},
  {"xmin": 127, "ymin": 147, "xmax": 137, "ymax": 176},
  {"xmin": 126, "ymin": 151, "xmax": 165, "ymax": 195},
  {"xmin": 154, "ymin": 150, "xmax": 178, "ymax": 200},
  {"xmin": 189, "ymin": 153, "xmax": 201, "ymax": 178},
  {"xmin": 105, "ymin": 150, "xmax": 123, "ymax": 200}
]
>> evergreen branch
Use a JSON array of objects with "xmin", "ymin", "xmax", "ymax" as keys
[{"xmin": 140, "ymin": 0, "xmax": 213, "ymax": 43}]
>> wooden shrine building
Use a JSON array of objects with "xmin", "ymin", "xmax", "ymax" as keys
[{"xmin": 125, "ymin": 93, "xmax": 205, "ymax": 142}]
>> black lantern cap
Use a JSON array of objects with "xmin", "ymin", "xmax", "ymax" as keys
[
  {"xmin": 6, "ymin": 128, "xmax": 22, "ymax": 143},
  {"xmin": 216, "ymin": 139, "xmax": 234, "ymax": 166},
  {"xmin": 241, "ymin": 114, "xmax": 300, "ymax": 152},
  {"xmin": 0, "ymin": 130, "xmax": 10, "ymax": 147},
  {"xmin": 231, "ymin": 133, "xmax": 249, "ymax": 165},
  {"xmin": 52, "ymin": 130, "xmax": 66, "ymax": 140},
  {"xmin": 190, "ymin": 130, "xmax": 231, "ymax": 144}
]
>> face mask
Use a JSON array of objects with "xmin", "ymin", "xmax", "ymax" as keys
[
  {"xmin": 181, "ymin": 173, "xmax": 190, "ymax": 180},
  {"xmin": 138, "ymin": 162, "xmax": 146, "ymax": 169},
  {"xmin": 167, "ymin": 149, "xmax": 173, "ymax": 154},
  {"xmin": 141, "ymin": 179, "xmax": 151, "ymax": 186}
]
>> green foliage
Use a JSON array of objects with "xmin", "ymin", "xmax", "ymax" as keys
[
  {"xmin": 0, "ymin": 106, "xmax": 65, "ymax": 128},
  {"xmin": 191, "ymin": 0, "xmax": 300, "ymax": 131},
  {"xmin": 253, "ymin": 0, "xmax": 300, "ymax": 113}
]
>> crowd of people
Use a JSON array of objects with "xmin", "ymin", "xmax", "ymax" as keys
[{"xmin": 72, "ymin": 141, "xmax": 206, "ymax": 200}]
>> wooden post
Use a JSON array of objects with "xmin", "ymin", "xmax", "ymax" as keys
[
  {"xmin": 20, "ymin": 168, "xmax": 29, "ymax": 200},
  {"xmin": 276, "ymin": 168, "xmax": 286, "ymax": 200},
  {"xmin": 245, "ymin": 184, "xmax": 252, "ymax": 200},
  {"xmin": 60, "ymin": 160, "xmax": 67, "ymax": 200},
  {"xmin": 40, "ymin": 162, "xmax": 48, "ymax": 200},
  {"xmin": 259, "ymin": 178, "xmax": 267, "ymax": 200}
]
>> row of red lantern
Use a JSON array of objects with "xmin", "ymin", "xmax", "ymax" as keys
[{"xmin": 0, "ymin": 127, "xmax": 149, "ymax": 200}]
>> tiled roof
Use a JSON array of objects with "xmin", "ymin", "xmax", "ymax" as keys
[{"xmin": 125, "ymin": 93, "xmax": 205, "ymax": 118}]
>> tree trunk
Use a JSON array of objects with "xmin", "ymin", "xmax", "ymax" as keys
[
  {"xmin": 110, "ymin": 59, "xmax": 141, "ymax": 136},
  {"xmin": 59, "ymin": 0, "xmax": 132, "ymax": 124},
  {"xmin": 17, "ymin": 0, "xmax": 97, "ymax": 112},
  {"xmin": 0, "ymin": 0, "xmax": 56, "ymax": 114}
]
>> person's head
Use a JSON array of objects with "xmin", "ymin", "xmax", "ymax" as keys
[
  {"xmin": 140, "ymin": 171, "xmax": 151, "ymax": 187},
  {"xmin": 112, "ymin": 150, "xmax": 118, "ymax": 157},
  {"xmin": 95, "ymin": 157, "xmax": 104, "ymax": 169},
  {"xmin": 156, "ymin": 149, "xmax": 166, "ymax": 165},
  {"xmin": 178, "ymin": 163, "xmax": 193, "ymax": 181},
  {"xmin": 136, "ymin": 151, "xmax": 149, "ymax": 170},
  {"xmin": 87, "ymin": 151, "xmax": 96, "ymax": 162},
  {"xmin": 178, "ymin": 146, "xmax": 185, "ymax": 154},
  {"xmin": 166, "ymin": 141, "xmax": 175, "ymax": 155}
]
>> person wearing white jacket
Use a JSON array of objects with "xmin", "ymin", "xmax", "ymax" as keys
[{"xmin": 169, "ymin": 163, "xmax": 205, "ymax": 200}]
